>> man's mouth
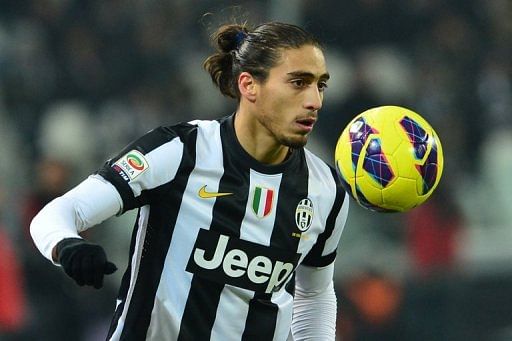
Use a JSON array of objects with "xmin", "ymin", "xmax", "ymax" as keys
[{"xmin": 295, "ymin": 117, "xmax": 316, "ymax": 132}]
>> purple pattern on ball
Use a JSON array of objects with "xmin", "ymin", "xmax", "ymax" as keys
[
  {"xmin": 417, "ymin": 139, "xmax": 439, "ymax": 194},
  {"xmin": 400, "ymin": 115, "xmax": 439, "ymax": 195},
  {"xmin": 363, "ymin": 138, "xmax": 395, "ymax": 188},
  {"xmin": 400, "ymin": 116, "xmax": 428, "ymax": 159},
  {"xmin": 349, "ymin": 117, "xmax": 377, "ymax": 170}
]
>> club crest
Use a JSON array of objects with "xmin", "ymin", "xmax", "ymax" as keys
[{"xmin": 295, "ymin": 198, "xmax": 314, "ymax": 232}]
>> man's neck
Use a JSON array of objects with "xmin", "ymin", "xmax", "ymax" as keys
[{"xmin": 233, "ymin": 110, "xmax": 290, "ymax": 165}]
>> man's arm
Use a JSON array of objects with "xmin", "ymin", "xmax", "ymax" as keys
[
  {"xmin": 30, "ymin": 175, "xmax": 122, "ymax": 287},
  {"xmin": 290, "ymin": 263, "xmax": 337, "ymax": 340}
]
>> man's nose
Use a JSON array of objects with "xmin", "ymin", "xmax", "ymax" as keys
[{"xmin": 304, "ymin": 87, "xmax": 323, "ymax": 111}]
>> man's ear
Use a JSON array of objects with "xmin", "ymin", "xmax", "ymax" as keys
[{"xmin": 238, "ymin": 72, "xmax": 257, "ymax": 102}]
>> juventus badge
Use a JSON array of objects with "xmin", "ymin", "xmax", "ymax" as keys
[{"xmin": 295, "ymin": 198, "xmax": 314, "ymax": 232}]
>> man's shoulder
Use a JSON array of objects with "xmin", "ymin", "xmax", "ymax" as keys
[
  {"xmin": 303, "ymin": 148, "xmax": 333, "ymax": 170},
  {"xmin": 162, "ymin": 115, "xmax": 228, "ymax": 133},
  {"xmin": 151, "ymin": 115, "xmax": 231, "ymax": 148},
  {"xmin": 156, "ymin": 117, "xmax": 218, "ymax": 138}
]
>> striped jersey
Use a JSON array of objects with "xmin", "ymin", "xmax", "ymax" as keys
[{"xmin": 97, "ymin": 114, "xmax": 348, "ymax": 340}]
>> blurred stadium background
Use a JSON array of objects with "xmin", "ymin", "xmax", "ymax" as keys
[{"xmin": 0, "ymin": 0, "xmax": 511, "ymax": 340}]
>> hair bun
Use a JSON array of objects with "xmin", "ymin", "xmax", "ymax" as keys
[
  {"xmin": 216, "ymin": 25, "xmax": 248, "ymax": 53},
  {"xmin": 234, "ymin": 31, "xmax": 247, "ymax": 48}
]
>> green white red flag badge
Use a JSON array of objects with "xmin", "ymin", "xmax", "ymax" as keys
[{"xmin": 252, "ymin": 186, "xmax": 274, "ymax": 218}]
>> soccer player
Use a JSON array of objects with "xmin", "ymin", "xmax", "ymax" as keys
[{"xmin": 31, "ymin": 21, "xmax": 349, "ymax": 340}]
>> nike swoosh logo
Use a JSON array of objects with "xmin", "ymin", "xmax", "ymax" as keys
[{"xmin": 198, "ymin": 185, "xmax": 233, "ymax": 199}]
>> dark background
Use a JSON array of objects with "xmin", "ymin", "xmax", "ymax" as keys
[{"xmin": 0, "ymin": 1, "xmax": 511, "ymax": 340}]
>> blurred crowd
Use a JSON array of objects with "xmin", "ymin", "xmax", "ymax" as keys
[{"xmin": 0, "ymin": 1, "xmax": 511, "ymax": 340}]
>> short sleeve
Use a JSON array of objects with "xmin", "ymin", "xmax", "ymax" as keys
[
  {"xmin": 96, "ymin": 126, "xmax": 184, "ymax": 212},
  {"xmin": 302, "ymin": 183, "xmax": 349, "ymax": 267}
]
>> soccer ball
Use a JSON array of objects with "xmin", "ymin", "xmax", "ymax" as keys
[{"xmin": 335, "ymin": 105, "xmax": 443, "ymax": 212}]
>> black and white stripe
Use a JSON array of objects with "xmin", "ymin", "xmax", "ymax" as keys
[{"xmin": 97, "ymin": 115, "xmax": 348, "ymax": 340}]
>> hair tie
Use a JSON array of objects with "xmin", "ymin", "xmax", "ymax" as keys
[{"xmin": 234, "ymin": 31, "xmax": 247, "ymax": 48}]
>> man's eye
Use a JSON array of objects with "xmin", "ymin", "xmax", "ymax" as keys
[
  {"xmin": 318, "ymin": 82, "xmax": 328, "ymax": 92},
  {"xmin": 291, "ymin": 79, "xmax": 306, "ymax": 88}
]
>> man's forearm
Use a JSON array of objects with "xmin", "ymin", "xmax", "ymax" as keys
[{"xmin": 291, "ymin": 280, "xmax": 337, "ymax": 340}]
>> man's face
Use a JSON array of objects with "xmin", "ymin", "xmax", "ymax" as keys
[{"xmin": 254, "ymin": 45, "xmax": 329, "ymax": 149}]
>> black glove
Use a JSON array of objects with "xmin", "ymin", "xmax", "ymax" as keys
[{"xmin": 56, "ymin": 238, "xmax": 117, "ymax": 289}]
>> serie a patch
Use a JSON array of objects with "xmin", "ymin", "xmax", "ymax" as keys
[{"xmin": 112, "ymin": 149, "xmax": 149, "ymax": 181}]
